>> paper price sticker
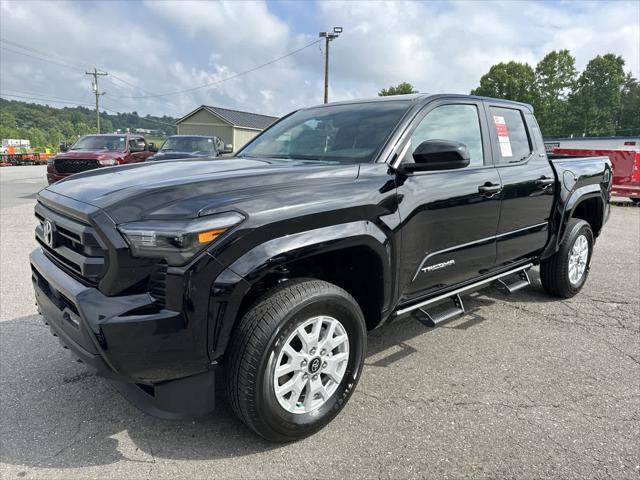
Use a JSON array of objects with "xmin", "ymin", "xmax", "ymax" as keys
[
  {"xmin": 493, "ymin": 116, "xmax": 509, "ymax": 138},
  {"xmin": 493, "ymin": 115, "xmax": 513, "ymax": 157}
]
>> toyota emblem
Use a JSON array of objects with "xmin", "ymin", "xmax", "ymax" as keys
[{"xmin": 43, "ymin": 219, "xmax": 54, "ymax": 248}]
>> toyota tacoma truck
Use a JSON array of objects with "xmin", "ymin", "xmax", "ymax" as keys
[
  {"xmin": 30, "ymin": 94, "xmax": 611, "ymax": 441},
  {"xmin": 47, "ymin": 134, "xmax": 157, "ymax": 184}
]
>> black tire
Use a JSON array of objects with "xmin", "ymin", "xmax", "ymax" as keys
[
  {"xmin": 225, "ymin": 279, "xmax": 366, "ymax": 442},
  {"xmin": 540, "ymin": 218, "xmax": 594, "ymax": 298},
  {"xmin": 630, "ymin": 198, "xmax": 640, "ymax": 205}
]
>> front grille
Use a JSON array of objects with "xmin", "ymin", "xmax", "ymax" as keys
[
  {"xmin": 35, "ymin": 203, "xmax": 107, "ymax": 285},
  {"xmin": 54, "ymin": 159, "xmax": 100, "ymax": 174}
]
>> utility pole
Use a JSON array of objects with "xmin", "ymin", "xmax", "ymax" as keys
[
  {"xmin": 319, "ymin": 27, "xmax": 343, "ymax": 104},
  {"xmin": 85, "ymin": 68, "xmax": 108, "ymax": 133}
]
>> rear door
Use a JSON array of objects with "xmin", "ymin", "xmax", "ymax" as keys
[
  {"xmin": 484, "ymin": 103, "xmax": 555, "ymax": 265},
  {"xmin": 395, "ymin": 98, "xmax": 502, "ymax": 302}
]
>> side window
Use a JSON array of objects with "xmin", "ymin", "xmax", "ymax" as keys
[
  {"xmin": 407, "ymin": 104, "xmax": 485, "ymax": 167},
  {"xmin": 129, "ymin": 138, "xmax": 146, "ymax": 152},
  {"xmin": 489, "ymin": 107, "xmax": 532, "ymax": 164}
]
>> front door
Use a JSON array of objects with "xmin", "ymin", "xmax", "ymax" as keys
[
  {"xmin": 129, "ymin": 137, "xmax": 152, "ymax": 162},
  {"xmin": 395, "ymin": 99, "xmax": 502, "ymax": 303}
]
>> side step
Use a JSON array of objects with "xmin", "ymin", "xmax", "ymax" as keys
[
  {"xmin": 413, "ymin": 294, "xmax": 465, "ymax": 327},
  {"xmin": 396, "ymin": 263, "xmax": 534, "ymax": 321},
  {"xmin": 496, "ymin": 269, "xmax": 530, "ymax": 293}
]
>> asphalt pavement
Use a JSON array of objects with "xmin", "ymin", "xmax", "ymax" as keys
[{"xmin": 1, "ymin": 166, "xmax": 638, "ymax": 479}]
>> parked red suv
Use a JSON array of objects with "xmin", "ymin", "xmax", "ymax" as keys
[{"xmin": 47, "ymin": 134, "xmax": 157, "ymax": 184}]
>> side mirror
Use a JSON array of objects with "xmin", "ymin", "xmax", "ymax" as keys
[
  {"xmin": 220, "ymin": 143, "xmax": 233, "ymax": 154},
  {"xmin": 147, "ymin": 142, "xmax": 158, "ymax": 153},
  {"xmin": 401, "ymin": 139, "xmax": 470, "ymax": 173},
  {"xmin": 59, "ymin": 143, "xmax": 69, "ymax": 152}
]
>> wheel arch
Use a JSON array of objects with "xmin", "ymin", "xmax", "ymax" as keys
[
  {"xmin": 209, "ymin": 221, "xmax": 393, "ymax": 360},
  {"xmin": 542, "ymin": 184, "xmax": 606, "ymax": 259}
]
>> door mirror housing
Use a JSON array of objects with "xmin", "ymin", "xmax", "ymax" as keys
[
  {"xmin": 59, "ymin": 143, "xmax": 69, "ymax": 152},
  {"xmin": 147, "ymin": 142, "xmax": 158, "ymax": 153},
  {"xmin": 401, "ymin": 139, "xmax": 470, "ymax": 173},
  {"xmin": 220, "ymin": 143, "xmax": 233, "ymax": 154}
]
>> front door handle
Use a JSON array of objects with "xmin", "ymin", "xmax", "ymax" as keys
[
  {"xmin": 535, "ymin": 176, "xmax": 555, "ymax": 187},
  {"xmin": 478, "ymin": 182, "xmax": 502, "ymax": 196}
]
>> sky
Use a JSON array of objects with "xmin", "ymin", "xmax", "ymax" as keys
[{"xmin": 1, "ymin": 0, "xmax": 638, "ymax": 119}]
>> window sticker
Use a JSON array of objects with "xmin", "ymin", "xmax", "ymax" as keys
[
  {"xmin": 493, "ymin": 115, "xmax": 513, "ymax": 157},
  {"xmin": 207, "ymin": 138, "xmax": 212, "ymax": 142}
]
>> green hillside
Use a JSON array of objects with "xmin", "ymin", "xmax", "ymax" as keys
[{"xmin": 0, "ymin": 98, "xmax": 177, "ymax": 151}]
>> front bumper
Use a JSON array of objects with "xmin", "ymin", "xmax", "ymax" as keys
[
  {"xmin": 46, "ymin": 170, "xmax": 72, "ymax": 184},
  {"xmin": 30, "ymin": 247, "xmax": 217, "ymax": 418}
]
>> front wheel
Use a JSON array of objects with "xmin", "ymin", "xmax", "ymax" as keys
[
  {"xmin": 225, "ymin": 279, "xmax": 366, "ymax": 442},
  {"xmin": 540, "ymin": 218, "xmax": 594, "ymax": 298}
]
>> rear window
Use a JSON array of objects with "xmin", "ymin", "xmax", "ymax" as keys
[{"xmin": 490, "ymin": 107, "xmax": 532, "ymax": 164}]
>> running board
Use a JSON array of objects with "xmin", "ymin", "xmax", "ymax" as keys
[
  {"xmin": 395, "ymin": 263, "xmax": 534, "ymax": 317},
  {"xmin": 496, "ymin": 269, "xmax": 530, "ymax": 293},
  {"xmin": 413, "ymin": 294, "xmax": 465, "ymax": 327}
]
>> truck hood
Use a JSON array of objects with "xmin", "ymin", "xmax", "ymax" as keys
[
  {"xmin": 45, "ymin": 157, "xmax": 360, "ymax": 224},
  {"xmin": 55, "ymin": 150, "xmax": 124, "ymax": 161}
]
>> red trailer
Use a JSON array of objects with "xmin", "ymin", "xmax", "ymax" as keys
[{"xmin": 553, "ymin": 147, "xmax": 640, "ymax": 203}]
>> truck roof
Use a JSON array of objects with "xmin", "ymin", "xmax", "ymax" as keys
[{"xmin": 313, "ymin": 93, "xmax": 533, "ymax": 111}]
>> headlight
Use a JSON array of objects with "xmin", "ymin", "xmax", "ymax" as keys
[
  {"xmin": 118, "ymin": 211, "xmax": 245, "ymax": 265},
  {"xmin": 98, "ymin": 158, "xmax": 118, "ymax": 166}
]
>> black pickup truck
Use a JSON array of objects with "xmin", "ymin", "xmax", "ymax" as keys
[{"xmin": 30, "ymin": 94, "xmax": 611, "ymax": 441}]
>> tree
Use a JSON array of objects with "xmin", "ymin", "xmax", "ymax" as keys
[
  {"xmin": 470, "ymin": 61, "xmax": 538, "ymax": 106},
  {"xmin": 378, "ymin": 82, "xmax": 418, "ymax": 96},
  {"xmin": 617, "ymin": 72, "xmax": 640, "ymax": 135},
  {"xmin": 566, "ymin": 54, "xmax": 626, "ymax": 136},
  {"xmin": 534, "ymin": 50, "xmax": 577, "ymax": 136}
]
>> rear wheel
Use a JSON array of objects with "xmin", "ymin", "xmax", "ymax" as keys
[
  {"xmin": 540, "ymin": 218, "xmax": 594, "ymax": 298},
  {"xmin": 225, "ymin": 279, "xmax": 366, "ymax": 442}
]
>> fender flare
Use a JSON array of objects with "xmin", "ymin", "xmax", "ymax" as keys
[
  {"xmin": 542, "ymin": 184, "xmax": 605, "ymax": 259},
  {"xmin": 208, "ymin": 220, "xmax": 392, "ymax": 359}
]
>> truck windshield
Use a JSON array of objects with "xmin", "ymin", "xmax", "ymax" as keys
[
  {"xmin": 160, "ymin": 136, "xmax": 216, "ymax": 154},
  {"xmin": 238, "ymin": 101, "xmax": 410, "ymax": 164},
  {"xmin": 71, "ymin": 135, "xmax": 126, "ymax": 151}
]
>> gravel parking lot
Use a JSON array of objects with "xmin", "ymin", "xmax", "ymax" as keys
[{"xmin": 1, "ymin": 166, "xmax": 638, "ymax": 479}]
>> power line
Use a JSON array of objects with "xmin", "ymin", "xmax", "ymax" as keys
[
  {"xmin": 100, "ymin": 103, "xmax": 176, "ymax": 127},
  {"xmin": 0, "ymin": 37, "xmax": 91, "ymax": 70},
  {"xmin": 113, "ymin": 38, "xmax": 323, "ymax": 99},
  {"xmin": 0, "ymin": 89, "xmax": 94, "ymax": 104},
  {"xmin": 106, "ymin": 74, "xmax": 159, "ymax": 97},
  {"xmin": 0, "ymin": 93, "xmax": 95, "ymax": 107},
  {"xmin": 2, "ymin": 36, "xmax": 324, "ymax": 101},
  {"xmin": 0, "ymin": 89, "xmax": 176, "ymax": 127},
  {"xmin": 0, "ymin": 46, "xmax": 84, "ymax": 72}
]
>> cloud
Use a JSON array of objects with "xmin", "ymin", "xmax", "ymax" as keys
[{"xmin": 1, "ymin": 0, "xmax": 638, "ymax": 120}]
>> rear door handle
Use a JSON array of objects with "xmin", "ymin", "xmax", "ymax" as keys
[
  {"xmin": 535, "ymin": 176, "xmax": 555, "ymax": 187},
  {"xmin": 478, "ymin": 182, "xmax": 502, "ymax": 196}
]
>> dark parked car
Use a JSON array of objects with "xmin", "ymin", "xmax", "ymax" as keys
[
  {"xmin": 47, "ymin": 134, "xmax": 157, "ymax": 184},
  {"xmin": 31, "ymin": 94, "xmax": 611, "ymax": 442},
  {"xmin": 147, "ymin": 135, "xmax": 231, "ymax": 161}
]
